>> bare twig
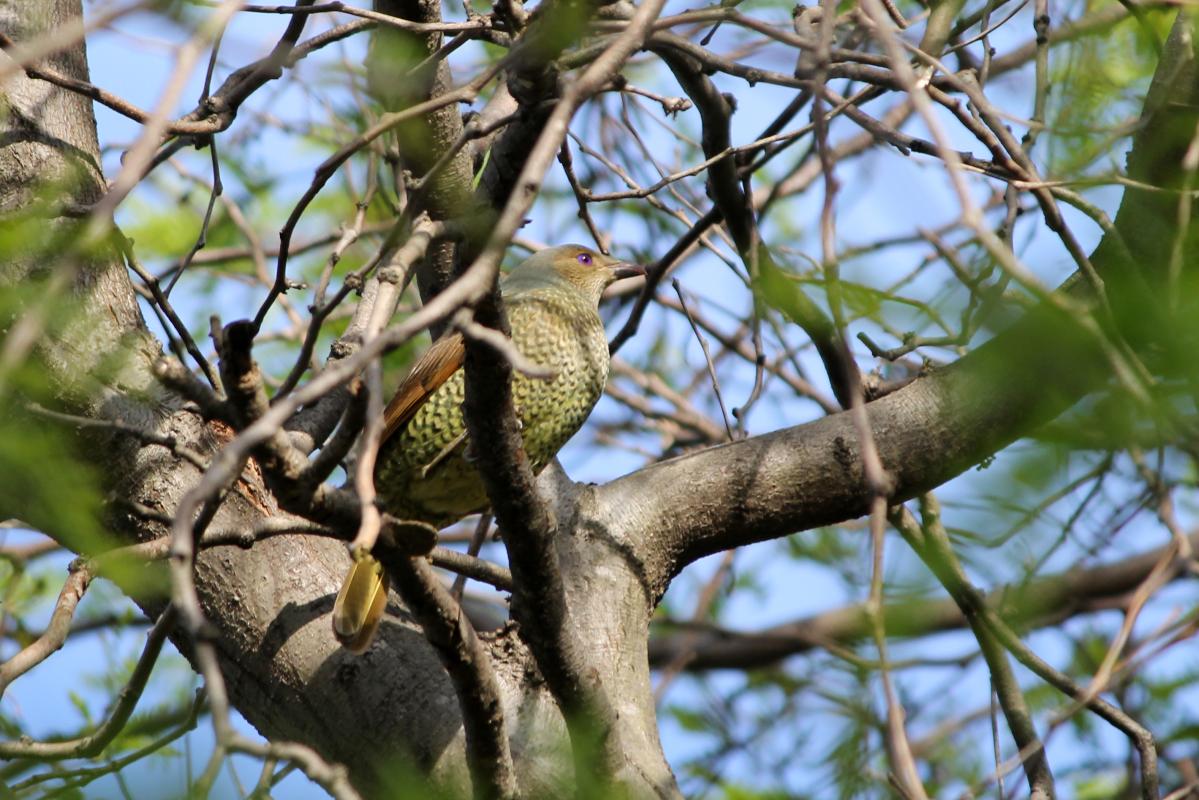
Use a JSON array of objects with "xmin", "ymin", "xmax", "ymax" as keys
[
  {"xmin": 0, "ymin": 564, "xmax": 92, "ymax": 698},
  {"xmin": 0, "ymin": 605, "xmax": 176, "ymax": 760}
]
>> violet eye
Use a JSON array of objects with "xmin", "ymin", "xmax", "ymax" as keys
[{"xmin": 576, "ymin": 252, "xmax": 593, "ymax": 266}]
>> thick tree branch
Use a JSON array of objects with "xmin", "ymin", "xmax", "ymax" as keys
[
  {"xmin": 383, "ymin": 553, "xmax": 517, "ymax": 800},
  {"xmin": 602, "ymin": 10, "xmax": 1199, "ymax": 591},
  {"xmin": 5, "ymin": 2, "xmax": 1198, "ymax": 798},
  {"xmin": 463, "ymin": 295, "xmax": 623, "ymax": 787},
  {"xmin": 458, "ymin": 0, "xmax": 671, "ymax": 790},
  {"xmin": 648, "ymin": 527, "xmax": 1199, "ymax": 671},
  {"xmin": 0, "ymin": 2, "xmax": 571, "ymax": 796}
]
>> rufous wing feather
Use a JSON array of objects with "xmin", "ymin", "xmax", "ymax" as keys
[{"xmin": 381, "ymin": 333, "xmax": 466, "ymax": 443}]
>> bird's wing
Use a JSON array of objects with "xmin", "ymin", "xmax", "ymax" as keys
[{"xmin": 381, "ymin": 332, "xmax": 466, "ymax": 442}]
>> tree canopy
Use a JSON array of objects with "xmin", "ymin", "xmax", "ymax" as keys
[{"xmin": 1, "ymin": 0, "xmax": 1198, "ymax": 798}]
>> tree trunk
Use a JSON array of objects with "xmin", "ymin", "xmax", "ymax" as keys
[{"xmin": 2, "ymin": 1, "xmax": 1195, "ymax": 797}]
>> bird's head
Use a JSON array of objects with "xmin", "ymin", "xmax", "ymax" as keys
[{"xmin": 507, "ymin": 244, "xmax": 645, "ymax": 306}]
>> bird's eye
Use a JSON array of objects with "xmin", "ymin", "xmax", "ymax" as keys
[{"xmin": 576, "ymin": 252, "xmax": 593, "ymax": 266}]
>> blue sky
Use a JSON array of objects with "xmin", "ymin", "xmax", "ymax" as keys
[{"xmin": 3, "ymin": 0, "xmax": 1193, "ymax": 797}]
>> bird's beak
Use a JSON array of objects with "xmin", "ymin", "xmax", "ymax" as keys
[{"xmin": 609, "ymin": 261, "xmax": 646, "ymax": 281}]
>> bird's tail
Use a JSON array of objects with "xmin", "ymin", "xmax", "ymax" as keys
[{"xmin": 332, "ymin": 551, "xmax": 388, "ymax": 653}]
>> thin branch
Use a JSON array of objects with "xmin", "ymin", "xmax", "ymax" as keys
[
  {"xmin": 0, "ymin": 606, "xmax": 176, "ymax": 759},
  {"xmin": 434, "ymin": 544, "xmax": 512, "ymax": 591},
  {"xmin": 451, "ymin": 515, "xmax": 494, "ymax": 600},
  {"xmin": 8, "ymin": 692, "xmax": 205, "ymax": 797},
  {"xmin": 891, "ymin": 500, "xmax": 1055, "ymax": 799},
  {"xmin": 648, "ymin": 528, "xmax": 1199, "ymax": 671},
  {"xmin": 254, "ymin": 65, "xmax": 502, "ymax": 331},
  {"xmin": 27, "ymin": 402, "xmax": 209, "ymax": 471},
  {"xmin": 671, "ymin": 280, "xmax": 734, "ymax": 440},
  {"xmin": 0, "ymin": 564, "xmax": 92, "ymax": 697},
  {"xmin": 889, "ymin": 495, "xmax": 1158, "ymax": 799}
]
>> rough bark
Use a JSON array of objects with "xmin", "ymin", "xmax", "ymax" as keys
[
  {"xmin": 1, "ymin": 1, "xmax": 1196, "ymax": 798},
  {"xmin": 368, "ymin": 0, "xmax": 476, "ymax": 301}
]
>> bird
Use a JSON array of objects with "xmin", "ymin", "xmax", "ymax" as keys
[{"xmin": 332, "ymin": 244, "xmax": 645, "ymax": 652}]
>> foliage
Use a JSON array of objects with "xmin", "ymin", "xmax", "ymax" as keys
[{"xmin": 2, "ymin": 0, "xmax": 1198, "ymax": 798}]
